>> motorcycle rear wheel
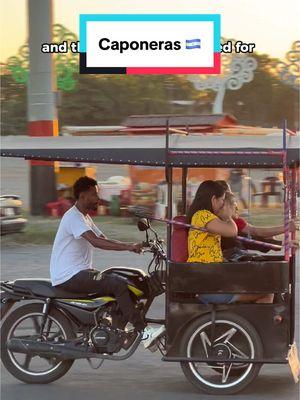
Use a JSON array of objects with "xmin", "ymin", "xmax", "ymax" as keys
[
  {"xmin": 180, "ymin": 311, "xmax": 263, "ymax": 395},
  {"xmin": 1, "ymin": 303, "xmax": 75, "ymax": 384}
]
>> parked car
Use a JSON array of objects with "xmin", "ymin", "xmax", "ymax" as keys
[{"xmin": 0, "ymin": 195, "xmax": 27, "ymax": 235}]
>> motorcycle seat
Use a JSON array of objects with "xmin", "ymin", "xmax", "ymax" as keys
[{"xmin": 13, "ymin": 278, "xmax": 95, "ymax": 299}]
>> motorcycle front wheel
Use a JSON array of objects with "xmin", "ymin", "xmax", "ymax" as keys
[
  {"xmin": 180, "ymin": 311, "xmax": 263, "ymax": 395},
  {"xmin": 1, "ymin": 303, "xmax": 75, "ymax": 384}
]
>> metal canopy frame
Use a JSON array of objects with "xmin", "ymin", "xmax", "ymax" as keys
[
  {"xmin": 1, "ymin": 132, "xmax": 299, "ymax": 168},
  {"xmin": 163, "ymin": 119, "xmax": 296, "ymax": 259},
  {"xmin": 162, "ymin": 118, "xmax": 297, "ymax": 361},
  {"xmin": 1, "ymin": 118, "xmax": 298, "ymax": 366}
]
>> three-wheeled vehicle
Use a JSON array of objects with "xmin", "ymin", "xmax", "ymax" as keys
[{"xmin": 0, "ymin": 119, "xmax": 299, "ymax": 394}]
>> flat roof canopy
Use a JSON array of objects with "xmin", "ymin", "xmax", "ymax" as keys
[{"xmin": 1, "ymin": 134, "xmax": 299, "ymax": 168}]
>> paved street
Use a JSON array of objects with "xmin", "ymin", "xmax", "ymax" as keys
[{"xmin": 1, "ymin": 245, "xmax": 299, "ymax": 400}]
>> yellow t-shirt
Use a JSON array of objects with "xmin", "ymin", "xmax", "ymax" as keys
[{"xmin": 187, "ymin": 210, "xmax": 223, "ymax": 263}]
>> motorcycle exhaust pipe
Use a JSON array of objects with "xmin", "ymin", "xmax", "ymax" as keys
[
  {"xmin": 7, "ymin": 338, "xmax": 90, "ymax": 360},
  {"xmin": 7, "ymin": 333, "xmax": 143, "ymax": 362}
]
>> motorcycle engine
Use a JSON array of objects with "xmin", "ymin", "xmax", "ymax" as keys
[{"xmin": 90, "ymin": 324, "xmax": 126, "ymax": 354}]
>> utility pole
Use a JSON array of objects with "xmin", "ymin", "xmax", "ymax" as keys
[{"xmin": 28, "ymin": 0, "xmax": 57, "ymax": 215}]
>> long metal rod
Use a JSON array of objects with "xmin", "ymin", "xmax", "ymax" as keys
[
  {"xmin": 165, "ymin": 118, "xmax": 170, "ymax": 182},
  {"xmin": 290, "ymin": 168, "xmax": 297, "ymax": 245},
  {"xmin": 289, "ymin": 166, "xmax": 297, "ymax": 344},
  {"xmin": 165, "ymin": 118, "xmax": 173, "ymax": 339},
  {"xmin": 282, "ymin": 120, "xmax": 290, "ymax": 262},
  {"xmin": 165, "ymin": 118, "xmax": 172, "ymax": 260},
  {"xmin": 169, "ymin": 150, "xmax": 285, "ymax": 156},
  {"xmin": 166, "ymin": 172, "xmax": 173, "ymax": 258},
  {"xmin": 181, "ymin": 167, "xmax": 188, "ymax": 214},
  {"xmin": 145, "ymin": 215, "xmax": 282, "ymax": 251}
]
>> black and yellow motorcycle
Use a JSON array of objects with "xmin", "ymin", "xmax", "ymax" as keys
[{"xmin": 0, "ymin": 219, "xmax": 165, "ymax": 384}]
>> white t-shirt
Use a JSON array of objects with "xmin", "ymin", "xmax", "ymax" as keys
[{"xmin": 50, "ymin": 206, "xmax": 103, "ymax": 286}]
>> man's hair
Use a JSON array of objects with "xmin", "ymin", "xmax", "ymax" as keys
[{"xmin": 73, "ymin": 176, "xmax": 98, "ymax": 200}]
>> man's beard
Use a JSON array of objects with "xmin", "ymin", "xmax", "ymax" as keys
[{"xmin": 90, "ymin": 203, "xmax": 98, "ymax": 211}]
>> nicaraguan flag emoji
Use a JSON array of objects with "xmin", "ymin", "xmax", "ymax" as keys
[{"xmin": 185, "ymin": 38, "xmax": 201, "ymax": 49}]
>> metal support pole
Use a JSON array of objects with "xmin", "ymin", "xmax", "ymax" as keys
[
  {"xmin": 165, "ymin": 118, "xmax": 170, "ymax": 183},
  {"xmin": 28, "ymin": 0, "xmax": 57, "ymax": 215},
  {"xmin": 282, "ymin": 120, "xmax": 290, "ymax": 261},
  {"xmin": 166, "ymin": 168, "xmax": 173, "ymax": 260},
  {"xmin": 290, "ymin": 167, "xmax": 297, "ymax": 245},
  {"xmin": 181, "ymin": 167, "xmax": 188, "ymax": 215},
  {"xmin": 165, "ymin": 117, "xmax": 172, "ymax": 339},
  {"xmin": 165, "ymin": 118, "xmax": 172, "ymax": 259},
  {"xmin": 289, "ymin": 166, "xmax": 297, "ymax": 344}
]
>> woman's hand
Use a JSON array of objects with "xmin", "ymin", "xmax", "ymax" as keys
[{"xmin": 218, "ymin": 202, "xmax": 236, "ymax": 221}]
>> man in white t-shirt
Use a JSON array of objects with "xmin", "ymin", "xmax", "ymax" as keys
[{"xmin": 50, "ymin": 176, "xmax": 165, "ymax": 348}]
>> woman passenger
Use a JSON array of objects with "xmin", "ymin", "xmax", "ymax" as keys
[
  {"xmin": 187, "ymin": 181, "xmax": 273, "ymax": 304},
  {"xmin": 186, "ymin": 180, "xmax": 237, "ymax": 264}
]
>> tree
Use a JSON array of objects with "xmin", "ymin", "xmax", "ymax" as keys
[
  {"xmin": 0, "ymin": 73, "xmax": 27, "ymax": 135},
  {"xmin": 57, "ymin": 74, "xmax": 195, "ymax": 126},
  {"xmin": 1, "ymin": 43, "xmax": 298, "ymax": 133},
  {"xmin": 224, "ymin": 53, "xmax": 298, "ymax": 129}
]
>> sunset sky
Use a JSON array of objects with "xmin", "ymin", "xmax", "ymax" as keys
[{"xmin": 0, "ymin": 0, "xmax": 299, "ymax": 62}]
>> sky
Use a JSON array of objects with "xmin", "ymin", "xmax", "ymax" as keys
[{"xmin": 0, "ymin": 0, "xmax": 299, "ymax": 62}]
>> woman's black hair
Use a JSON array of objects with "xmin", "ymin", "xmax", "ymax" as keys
[
  {"xmin": 186, "ymin": 180, "xmax": 226, "ymax": 224},
  {"xmin": 215, "ymin": 180, "xmax": 230, "ymax": 191},
  {"xmin": 73, "ymin": 176, "xmax": 98, "ymax": 200}
]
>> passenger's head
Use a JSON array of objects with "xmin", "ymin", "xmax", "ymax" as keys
[
  {"xmin": 219, "ymin": 191, "xmax": 238, "ymax": 220},
  {"xmin": 215, "ymin": 180, "xmax": 231, "ymax": 192},
  {"xmin": 224, "ymin": 191, "xmax": 238, "ymax": 211},
  {"xmin": 73, "ymin": 176, "xmax": 100, "ymax": 211},
  {"xmin": 186, "ymin": 180, "xmax": 227, "ymax": 223}
]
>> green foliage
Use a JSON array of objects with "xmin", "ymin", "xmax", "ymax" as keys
[
  {"xmin": 223, "ymin": 53, "xmax": 298, "ymax": 130},
  {"xmin": 1, "ymin": 52, "xmax": 298, "ymax": 134},
  {"xmin": 0, "ymin": 74, "xmax": 27, "ymax": 135},
  {"xmin": 58, "ymin": 74, "xmax": 196, "ymax": 126}
]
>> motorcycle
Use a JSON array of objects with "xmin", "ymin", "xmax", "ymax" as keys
[{"xmin": 0, "ymin": 218, "xmax": 166, "ymax": 384}]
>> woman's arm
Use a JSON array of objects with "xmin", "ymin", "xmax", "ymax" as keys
[
  {"xmin": 206, "ymin": 217, "xmax": 238, "ymax": 237},
  {"xmin": 205, "ymin": 202, "xmax": 238, "ymax": 237}
]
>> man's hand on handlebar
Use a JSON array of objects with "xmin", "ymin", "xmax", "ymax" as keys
[{"xmin": 130, "ymin": 243, "xmax": 144, "ymax": 254}]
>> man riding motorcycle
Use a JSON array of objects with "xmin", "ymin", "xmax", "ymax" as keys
[{"xmin": 50, "ymin": 176, "xmax": 165, "ymax": 348}]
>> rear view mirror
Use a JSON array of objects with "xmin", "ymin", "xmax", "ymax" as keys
[{"xmin": 137, "ymin": 218, "xmax": 150, "ymax": 232}]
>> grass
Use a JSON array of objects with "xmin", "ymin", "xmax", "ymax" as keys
[
  {"xmin": 1, "ymin": 208, "xmax": 283, "ymax": 246},
  {"xmin": 1, "ymin": 215, "xmax": 167, "ymax": 245}
]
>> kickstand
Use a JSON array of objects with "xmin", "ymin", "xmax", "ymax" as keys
[{"xmin": 87, "ymin": 358, "xmax": 104, "ymax": 369}]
